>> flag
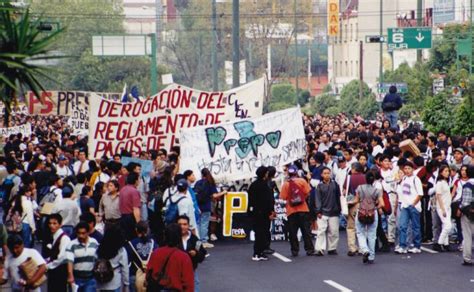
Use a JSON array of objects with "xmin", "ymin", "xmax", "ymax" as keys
[{"xmin": 121, "ymin": 84, "xmax": 128, "ymax": 103}]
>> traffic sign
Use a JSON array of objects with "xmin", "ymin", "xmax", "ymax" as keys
[
  {"xmin": 377, "ymin": 82, "xmax": 408, "ymax": 94},
  {"xmin": 387, "ymin": 27, "xmax": 432, "ymax": 50}
]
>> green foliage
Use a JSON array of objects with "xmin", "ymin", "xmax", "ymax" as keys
[
  {"xmin": 357, "ymin": 96, "xmax": 379, "ymax": 120},
  {"xmin": 271, "ymin": 84, "xmax": 296, "ymax": 104},
  {"xmin": 0, "ymin": 3, "xmax": 63, "ymax": 124},
  {"xmin": 452, "ymin": 97, "xmax": 474, "ymax": 136},
  {"xmin": 338, "ymin": 80, "xmax": 372, "ymax": 116},
  {"xmin": 324, "ymin": 106, "xmax": 340, "ymax": 117},
  {"xmin": 266, "ymin": 101, "xmax": 294, "ymax": 113},
  {"xmin": 322, "ymin": 84, "xmax": 332, "ymax": 93},
  {"xmin": 422, "ymin": 91, "xmax": 457, "ymax": 134},
  {"xmin": 312, "ymin": 93, "xmax": 337, "ymax": 114}
]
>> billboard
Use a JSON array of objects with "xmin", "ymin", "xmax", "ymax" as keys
[{"xmin": 433, "ymin": 0, "xmax": 455, "ymax": 24}]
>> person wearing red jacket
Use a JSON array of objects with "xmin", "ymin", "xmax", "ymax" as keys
[{"xmin": 146, "ymin": 223, "xmax": 194, "ymax": 292}]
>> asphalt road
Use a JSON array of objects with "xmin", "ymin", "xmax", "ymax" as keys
[{"xmin": 199, "ymin": 232, "xmax": 473, "ymax": 292}]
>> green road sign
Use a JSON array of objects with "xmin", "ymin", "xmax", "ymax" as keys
[
  {"xmin": 377, "ymin": 83, "xmax": 408, "ymax": 94},
  {"xmin": 387, "ymin": 27, "xmax": 432, "ymax": 50}
]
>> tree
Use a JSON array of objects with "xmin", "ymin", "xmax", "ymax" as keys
[
  {"xmin": 311, "ymin": 93, "xmax": 337, "ymax": 114},
  {"xmin": 0, "ymin": 3, "xmax": 63, "ymax": 125},
  {"xmin": 422, "ymin": 91, "xmax": 457, "ymax": 135},
  {"xmin": 338, "ymin": 80, "xmax": 372, "ymax": 116}
]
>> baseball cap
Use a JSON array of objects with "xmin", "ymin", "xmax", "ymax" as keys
[
  {"xmin": 176, "ymin": 179, "xmax": 188, "ymax": 190},
  {"xmin": 288, "ymin": 165, "xmax": 298, "ymax": 175},
  {"xmin": 337, "ymin": 156, "xmax": 346, "ymax": 163},
  {"xmin": 453, "ymin": 148, "xmax": 465, "ymax": 155}
]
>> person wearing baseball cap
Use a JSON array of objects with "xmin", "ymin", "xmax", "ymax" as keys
[
  {"xmin": 452, "ymin": 148, "xmax": 465, "ymax": 169},
  {"xmin": 279, "ymin": 165, "xmax": 316, "ymax": 256},
  {"xmin": 164, "ymin": 176, "xmax": 197, "ymax": 235}
]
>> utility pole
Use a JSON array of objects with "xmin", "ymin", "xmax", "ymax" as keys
[
  {"xmin": 211, "ymin": 0, "xmax": 218, "ymax": 91},
  {"xmin": 470, "ymin": 0, "xmax": 473, "ymax": 75},
  {"xmin": 417, "ymin": 0, "xmax": 423, "ymax": 62},
  {"xmin": 308, "ymin": 42, "xmax": 311, "ymax": 93},
  {"xmin": 294, "ymin": 0, "xmax": 298, "ymax": 102},
  {"xmin": 150, "ymin": 33, "xmax": 158, "ymax": 95},
  {"xmin": 359, "ymin": 41, "xmax": 364, "ymax": 99},
  {"xmin": 379, "ymin": 0, "xmax": 383, "ymax": 86},
  {"xmin": 232, "ymin": 0, "xmax": 240, "ymax": 88}
]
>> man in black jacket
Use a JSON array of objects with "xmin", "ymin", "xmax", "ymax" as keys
[
  {"xmin": 248, "ymin": 166, "xmax": 275, "ymax": 261},
  {"xmin": 314, "ymin": 167, "xmax": 342, "ymax": 256},
  {"xmin": 178, "ymin": 215, "xmax": 207, "ymax": 292},
  {"xmin": 382, "ymin": 85, "xmax": 403, "ymax": 129}
]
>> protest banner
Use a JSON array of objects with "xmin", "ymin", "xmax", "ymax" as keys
[
  {"xmin": 121, "ymin": 156, "xmax": 154, "ymax": 177},
  {"xmin": 0, "ymin": 123, "xmax": 32, "ymax": 138},
  {"xmin": 27, "ymin": 91, "xmax": 120, "ymax": 116},
  {"xmin": 222, "ymin": 191, "xmax": 287, "ymax": 240},
  {"xmin": 0, "ymin": 102, "xmax": 29, "ymax": 116},
  {"xmin": 88, "ymin": 78, "xmax": 265, "ymax": 159},
  {"xmin": 68, "ymin": 104, "xmax": 89, "ymax": 136},
  {"xmin": 179, "ymin": 107, "xmax": 306, "ymax": 182}
]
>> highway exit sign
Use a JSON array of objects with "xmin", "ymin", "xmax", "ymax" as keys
[{"xmin": 387, "ymin": 27, "xmax": 432, "ymax": 50}]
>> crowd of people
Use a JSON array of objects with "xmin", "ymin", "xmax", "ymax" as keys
[{"xmin": 0, "ymin": 93, "xmax": 472, "ymax": 291}]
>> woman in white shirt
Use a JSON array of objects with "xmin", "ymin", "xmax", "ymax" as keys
[
  {"xmin": 435, "ymin": 165, "xmax": 452, "ymax": 251},
  {"xmin": 9, "ymin": 188, "xmax": 36, "ymax": 248}
]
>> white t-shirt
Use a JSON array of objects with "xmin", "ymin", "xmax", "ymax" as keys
[
  {"xmin": 3, "ymin": 248, "xmax": 46, "ymax": 292},
  {"xmin": 56, "ymin": 165, "xmax": 72, "ymax": 178},
  {"xmin": 381, "ymin": 168, "xmax": 397, "ymax": 194},
  {"xmin": 435, "ymin": 180, "xmax": 451, "ymax": 211},
  {"xmin": 397, "ymin": 175, "xmax": 423, "ymax": 212},
  {"xmin": 372, "ymin": 145, "xmax": 384, "ymax": 157}
]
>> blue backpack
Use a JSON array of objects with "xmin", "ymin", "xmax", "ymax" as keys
[
  {"xmin": 164, "ymin": 194, "xmax": 185, "ymax": 225},
  {"xmin": 0, "ymin": 176, "xmax": 15, "ymax": 207}
]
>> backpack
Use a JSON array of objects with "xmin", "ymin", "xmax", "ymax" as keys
[
  {"xmin": 164, "ymin": 193, "xmax": 186, "ymax": 225},
  {"xmin": 0, "ymin": 175, "xmax": 15, "ymax": 207},
  {"xmin": 288, "ymin": 179, "xmax": 305, "ymax": 207},
  {"xmin": 357, "ymin": 186, "xmax": 377, "ymax": 225},
  {"xmin": 39, "ymin": 187, "xmax": 58, "ymax": 207},
  {"xmin": 37, "ymin": 185, "xmax": 51, "ymax": 203},
  {"xmin": 5, "ymin": 209, "xmax": 25, "ymax": 233},
  {"xmin": 93, "ymin": 258, "xmax": 115, "ymax": 284}
]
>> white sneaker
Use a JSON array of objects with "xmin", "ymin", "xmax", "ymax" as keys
[
  {"xmin": 252, "ymin": 254, "xmax": 269, "ymax": 261},
  {"xmin": 202, "ymin": 242, "xmax": 214, "ymax": 249},
  {"xmin": 408, "ymin": 247, "xmax": 421, "ymax": 254},
  {"xmin": 395, "ymin": 247, "xmax": 407, "ymax": 254},
  {"xmin": 210, "ymin": 234, "xmax": 218, "ymax": 241}
]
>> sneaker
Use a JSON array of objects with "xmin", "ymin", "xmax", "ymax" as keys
[
  {"xmin": 328, "ymin": 250, "xmax": 338, "ymax": 255},
  {"xmin": 442, "ymin": 245, "xmax": 451, "ymax": 252},
  {"xmin": 462, "ymin": 261, "xmax": 473, "ymax": 266},
  {"xmin": 395, "ymin": 247, "xmax": 407, "ymax": 254},
  {"xmin": 432, "ymin": 244, "xmax": 442, "ymax": 252},
  {"xmin": 315, "ymin": 251, "xmax": 324, "ymax": 256},
  {"xmin": 347, "ymin": 251, "xmax": 357, "ymax": 257},
  {"xmin": 263, "ymin": 248, "xmax": 275, "ymax": 255},
  {"xmin": 205, "ymin": 253, "xmax": 210, "ymax": 258},
  {"xmin": 202, "ymin": 242, "xmax": 215, "ymax": 249},
  {"xmin": 252, "ymin": 254, "xmax": 268, "ymax": 261},
  {"xmin": 362, "ymin": 252, "xmax": 369, "ymax": 263},
  {"xmin": 210, "ymin": 234, "xmax": 218, "ymax": 241},
  {"xmin": 306, "ymin": 250, "xmax": 317, "ymax": 256},
  {"xmin": 408, "ymin": 247, "xmax": 421, "ymax": 254}
]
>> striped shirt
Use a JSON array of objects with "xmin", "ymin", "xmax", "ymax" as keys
[{"xmin": 66, "ymin": 237, "xmax": 99, "ymax": 279}]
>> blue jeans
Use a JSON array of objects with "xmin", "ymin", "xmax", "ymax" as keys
[
  {"xmin": 76, "ymin": 278, "xmax": 97, "ymax": 292},
  {"xmin": 356, "ymin": 213, "xmax": 378, "ymax": 261},
  {"xmin": 198, "ymin": 212, "xmax": 211, "ymax": 242},
  {"xmin": 141, "ymin": 203, "xmax": 148, "ymax": 221},
  {"xmin": 129, "ymin": 275, "xmax": 136, "ymax": 292},
  {"xmin": 195, "ymin": 270, "xmax": 200, "ymax": 292},
  {"xmin": 399, "ymin": 206, "xmax": 421, "ymax": 249},
  {"xmin": 384, "ymin": 111, "xmax": 398, "ymax": 129},
  {"xmin": 21, "ymin": 223, "xmax": 32, "ymax": 248}
]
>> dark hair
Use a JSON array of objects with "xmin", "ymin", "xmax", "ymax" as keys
[
  {"xmin": 467, "ymin": 165, "xmax": 474, "ymax": 179},
  {"xmin": 365, "ymin": 171, "xmax": 376, "ymax": 185},
  {"xmin": 201, "ymin": 168, "xmax": 216, "ymax": 186},
  {"xmin": 127, "ymin": 172, "xmax": 139, "ymax": 185},
  {"xmin": 81, "ymin": 185, "xmax": 92, "ymax": 197},
  {"xmin": 413, "ymin": 156, "xmax": 425, "ymax": 167},
  {"xmin": 177, "ymin": 215, "xmax": 190, "ymax": 223},
  {"xmin": 80, "ymin": 212, "xmax": 96, "ymax": 226},
  {"xmin": 97, "ymin": 224, "xmax": 126, "ymax": 260},
  {"xmin": 164, "ymin": 223, "xmax": 182, "ymax": 247},
  {"xmin": 438, "ymin": 165, "xmax": 450, "ymax": 181},
  {"xmin": 321, "ymin": 166, "xmax": 331, "ymax": 173},
  {"xmin": 7, "ymin": 234, "xmax": 23, "ymax": 250},
  {"xmin": 75, "ymin": 221, "xmax": 90, "ymax": 233},
  {"xmin": 267, "ymin": 166, "xmax": 277, "ymax": 179},
  {"xmin": 108, "ymin": 180, "xmax": 120, "ymax": 191},
  {"xmin": 126, "ymin": 162, "xmax": 140, "ymax": 173},
  {"xmin": 183, "ymin": 170, "xmax": 193, "ymax": 179},
  {"xmin": 48, "ymin": 213, "xmax": 63, "ymax": 225},
  {"xmin": 76, "ymin": 173, "xmax": 87, "ymax": 184},
  {"xmin": 136, "ymin": 220, "xmax": 149, "ymax": 235},
  {"xmin": 255, "ymin": 166, "xmax": 268, "ymax": 180}
]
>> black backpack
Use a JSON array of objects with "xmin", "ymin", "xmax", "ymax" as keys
[
  {"xmin": 194, "ymin": 181, "xmax": 208, "ymax": 205},
  {"xmin": 93, "ymin": 258, "xmax": 115, "ymax": 284}
]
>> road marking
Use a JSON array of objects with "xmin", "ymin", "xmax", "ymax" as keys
[
  {"xmin": 323, "ymin": 280, "xmax": 353, "ymax": 292},
  {"xmin": 420, "ymin": 247, "xmax": 438, "ymax": 254},
  {"xmin": 272, "ymin": 252, "xmax": 292, "ymax": 262},
  {"xmin": 470, "ymin": 279, "xmax": 474, "ymax": 283}
]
